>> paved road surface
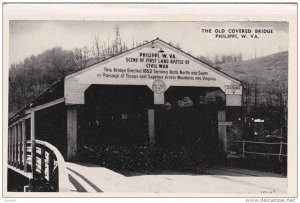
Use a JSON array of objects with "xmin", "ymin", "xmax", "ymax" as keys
[{"xmin": 66, "ymin": 162, "xmax": 287, "ymax": 194}]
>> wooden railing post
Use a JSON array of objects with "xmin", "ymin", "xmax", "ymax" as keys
[
  {"xmin": 30, "ymin": 111, "xmax": 35, "ymax": 175},
  {"xmin": 8, "ymin": 127, "xmax": 11, "ymax": 164},
  {"xmin": 10, "ymin": 126, "xmax": 13, "ymax": 165},
  {"xmin": 242, "ymin": 140, "xmax": 245, "ymax": 157},
  {"xmin": 40, "ymin": 147, "xmax": 45, "ymax": 177},
  {"xmin": 48, "ymin": 152, "xmax": 54, "ymax": 182},
  {"xmin": 18, "ymin": 121, "xmax": 22, "ymax": 169},
  {"xmin": 22, "ymin": 120, "xmax": 27, "ymax": 172},
  {"xmin": 279, "ymin": 141, "xmax": 283, "ymax": 160},
  {"xmin": 11, "ymin": 125, "xmax": 14, "ymax": 166},
  {"xmin": 31, "ymin": 140, "xmax": 36, "ymax": 176},
  {"xmin": 13, "ymin": 124, "xmax": 17, "ymax": 167}
]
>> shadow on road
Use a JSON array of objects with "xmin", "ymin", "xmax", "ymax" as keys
[{"xmin": 73, "ymin": 162, "xmax": 286, "ymax": 178}]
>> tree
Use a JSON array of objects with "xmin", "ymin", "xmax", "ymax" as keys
[
  {"xmin": 237, "ymin": 53, "xmax": 243, "ymax": 62},
  {"xmin": 197, "ymin": 56, "xmax": 214, "ymax": 66},
  {"xmin": 253, "ymin": 79, "xmax": 258, "ymax": 114},
  {"xmin": 93, "ymin": 36, "xmax": 101, "ymax": 62},
  {"xmin": 214, "ymin": 54, "xmax": 220, "ymax": 65},
  {"xmin": 9, "ymin": 47, "xmax": 79, "ymax": 114},
  {"xmin": 74, "ymin": 46, "xmax": 89, "ymax": 70},
  {"xmin": 168, "ymin": 41, "xmax": 182, "ymax": 50},
  {"xmin": 273, "ymin": 82, "xmax": 288, "ymax": 135}
]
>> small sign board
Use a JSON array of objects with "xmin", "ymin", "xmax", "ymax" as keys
[
  {"xmin": 225, "ymin": 85, "xmax": 242, "ymax": 95},
  {"xmin": 218, "ymin": 122, "xmax": 233, "ymax": 126}
]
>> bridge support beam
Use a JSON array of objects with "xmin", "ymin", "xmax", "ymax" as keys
[
  {"xmin": 30, "ymin": 111, "xmax": 35, "ymax": 141},
  {"xmin": 218, "ymin": 110, "xmax": 227, "ymax": 153},
  {"xmin": 8, "ymin": 127, "xmax": 11, "ymax": 164},
  {"xmin": 30, "ymin": 111, "xmax": 36, "ymax": 174},
  {"xmin": 11, "ymin": 126, "xmax": 14, "ymax": 166},
  {"xmin": 148, "ymin": 109, "xmax": 155, "ymax": 147},
  {"xmin": 67, "ymin": 106, "xmax": 78, "ymax": 161}
]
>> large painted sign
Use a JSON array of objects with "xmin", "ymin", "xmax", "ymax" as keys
[{"xmin": 65, "ymin": 39, "xmax": 242, "ymax": 105}]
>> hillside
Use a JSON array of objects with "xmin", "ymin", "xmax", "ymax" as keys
[
  {"xmin": 218, "ymin": 51, "xmax": 288, "ymax": 104},
  {"xmin": 219, "ymin": 51, "xmax": 288, "ymax": 88}
]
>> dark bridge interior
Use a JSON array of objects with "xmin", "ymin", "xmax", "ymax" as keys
[
  {"xmin": 76, "ymin": 84, "xmax": 225, "ymax": 172},
  {"xmin": 78, "ymin": 85, "xmax": 153, "ymax": 146}
]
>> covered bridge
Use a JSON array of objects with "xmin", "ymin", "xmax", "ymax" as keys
[{"xmin": 8, "ymin": 38, "xmax": 242, "ymax": 164}]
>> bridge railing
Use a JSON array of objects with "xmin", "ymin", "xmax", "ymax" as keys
[
  {"xmin": 27, "ymin": 140, "xmax": 58, "ymax": 185},
  {"xmin": 8, "ymin": 138, "xmax": 72, "ymax": 192},
  {"xmin": 228, "ymin": 140, "xmax": 287, "ymax": 160}
]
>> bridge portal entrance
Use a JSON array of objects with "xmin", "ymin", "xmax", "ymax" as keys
[
  {"xmin": 156, "ymin": 86, "xmax": 221, "ymax": 151},
  {"xmin": 78, "ymin": 84, "xmax": 153, "ymax": 147},
  {"xmin": 76, "ymin": 84, "xmax": 225, "ymax": 171}
]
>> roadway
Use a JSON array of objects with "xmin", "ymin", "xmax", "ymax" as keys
[{"xmin": 65, "ymin": 162, "xmax": 287, "ymax": 194}]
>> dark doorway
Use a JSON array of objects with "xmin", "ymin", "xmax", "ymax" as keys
[
  {"xmin": 156, "ymin": 86, "xmax": 221, "ymax": 148},
  {"xmin": 153, "ymin": 87, "xmax": 223, "ymax": 169},
  {"xmin": 78, "ymin": 85, "xmax": 153, "ymax": 146}
]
